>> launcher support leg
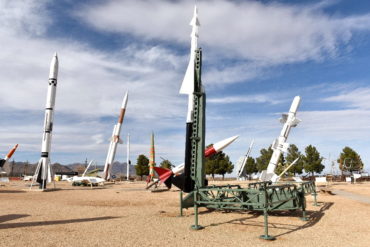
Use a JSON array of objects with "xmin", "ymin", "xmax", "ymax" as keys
[
  {"xmin": 300, "ymin": 196, "xmax": 309, "ymax": 221},
  {"xmin": 179, "ymin": 191, "xmax": 183, "ymax": 217},
  {"xmin": 191, "ymin": 190, "xmax": 203, "ymax": 230},
  {"xmin": 312, "ymin": 185, "xmax": 319, "ymax": 206},
  {"xmin": 259, "ymin": 189, "xmax": 275, "ymax": 240},
  {"xmin": 259, "ymin": 208, "xmax": 275, "ymax": 240}
]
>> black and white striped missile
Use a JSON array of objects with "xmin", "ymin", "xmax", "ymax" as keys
[
  {"xmin": 180, "ymin": 5, "xmax": 200, "ymax": 193},
  {"xmin": 35, "ymin": 53, "xmax": 59, "ymax": 189}
]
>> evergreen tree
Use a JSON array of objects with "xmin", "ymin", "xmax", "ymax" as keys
[
  {"xmin": 205, "ymin": 151, "xmax": 233, "ymax": 180},
  {"xmin": 244, "ymin": 157, "xmax": 257, "ymax": 176},
  {"xmin": 256, "ymin": 146, "xmax": 285, "ymax": 172},
  {"xmin": 337, "ymin": 147, "xmax": 364, "ymax": 173},
  {"xmin": 256, "ymin": 146, "xmax": 273, "ymax": 172},
  {"xmin": 303, "ymin": 145, "xmax": 324, "ymax": 176},
  {"xmin": 160, "ymin": 159, "xmax": 173, "ymax": 169},
  {"xmin": 285, "ymin": 144, "xmax": 304, "ymax": 175},
  {"xmin": 135, "ymin": 154, "xmax": 149, "ymax": 180}
]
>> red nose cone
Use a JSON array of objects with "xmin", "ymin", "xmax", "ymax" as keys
[{"xmin": 204, "ymin": 146, "xmax": 216, "ymax": 157}]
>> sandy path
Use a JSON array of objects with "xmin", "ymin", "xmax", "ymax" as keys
[{"xmin": 0, "ymin": 181, "xmax": 369, "ymax": 247}]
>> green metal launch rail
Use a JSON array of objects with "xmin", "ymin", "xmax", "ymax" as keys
[
  {"xmin": 180, "ymin": 181, "xmax": 317, "ymax": 240},
  {"xmin": 179, "ymin": 47, "xmax": 318, "ymax": 240}
]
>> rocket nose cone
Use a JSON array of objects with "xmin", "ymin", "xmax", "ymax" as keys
[
  {"xmin": 14, "ymin": 144, "xmax": 19, "ymax": 149},
  {"xmin": 289, "ymin": 96, "xmax": 301, "ymax": 113},
  {"xmin": 49, "ymin": 52, "xmax": 59, "ymax": 79},
  {"xmin": 121, "ymin": 91, "xmax": 128, "ymax": 108},
  {"xmin": 213, "ymin": 135, "xmax": 239, "ymax": 152}
]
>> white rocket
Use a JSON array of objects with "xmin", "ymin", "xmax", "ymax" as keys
[
  {"xmin": 33, "ymin": 53, "xmax": 59, "ymax": 190},
  {"xmin": 260, "ymin": 96, "xmax": 301, "ymax": 182},
  {"xmin": 103, "ymin": 92, "xmax": 128, "ymax": 180},
  {"xmin": 180, "ymin": 5, "xmax": 200, "ymax": 122},
  {"xmin": 236, "ymin": 139, "xmax": 254, "ymax": 180},
  {"xmin": 126, "ymin": 133, "xmax": 130, "ymax": 181}
]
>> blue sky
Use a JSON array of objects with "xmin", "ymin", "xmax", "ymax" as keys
[{"xmin": 1, "ymin": 0, "xmax": 370, "ymax": 175}]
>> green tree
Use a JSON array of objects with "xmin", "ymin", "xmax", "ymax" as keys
[
  {"xmin": 135, "ymin": 154, "xmax": 149, "ymax": 180},
  {"xmin": 303, "ymin": 145, "xmax": 324, "ymax": 176},
  {"xmin": 337, "ymin": 147, "xmax": 364, "ymax": 173},
  {"xmin": 285, "ymin": 144, "xmax": 304, "ymax": 175},
  {"xmin": 256, "ymin": 146, "xmax": 285, "ymax": 172},
  {"xmin": 160, "ymin": 159, "xmax": 173, "ymax": 169},
  {"xmin": 205, "ymin": 151, "xmax": 234, "ymax": 180},
  {"xmin": 256, "ymin": 146, "xmax": 273, "ymax": 172},
  {"xmin": 245, "ymin": 157, "xmax": 257, "ymax": 176}
]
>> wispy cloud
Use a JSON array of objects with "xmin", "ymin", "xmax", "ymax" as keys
[
  {"xmin": 323, "ymin": 87, "xmax": 370, "ymax": 110},
  {"xmin": 208, "ymin": 94, "xmax": 282, "ymax": 104},
  {"xmin": 76, "ymin": 0, "xmax": 370, "ymax": 64}
]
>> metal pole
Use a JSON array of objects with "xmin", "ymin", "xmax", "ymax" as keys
[
  {"xmin": 126, "ymin": 133, "xmax": 130, "ymax": 181},
  {"xmin": 179, "ymin": 190, "xmax": 183, "ymax": 217},
  {"xmin": 259, "ymin": 187, "xmax": 275, "ymax": 240},
  {"xmin": 191, "ymin": 189, "xmax": 203, "ymax": 230}
]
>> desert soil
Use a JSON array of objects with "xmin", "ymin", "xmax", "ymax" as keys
[{"xmin": 0, "ymin": 180, "xmax": 369, "ymax": 247}]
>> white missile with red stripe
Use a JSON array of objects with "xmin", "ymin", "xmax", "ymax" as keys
[
  {"xmin": 103, "ymin": 92, "xmax": 128, "ymax": 180},
  {"xmin": 153, "ymin": 135, "xmax": 238, "ymax": 189}
]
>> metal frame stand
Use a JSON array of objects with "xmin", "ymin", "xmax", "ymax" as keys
[{"xmin": 191, "ymin": 189, "xmax": 204, "ymax": 230}]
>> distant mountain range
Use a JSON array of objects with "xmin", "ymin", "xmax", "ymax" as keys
[{"xmin": 1, "ymin": 161, "xmax": 135, "ymax": 178}]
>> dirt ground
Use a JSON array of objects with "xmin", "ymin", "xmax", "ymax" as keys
[{"xmin": 0, "ymin": 180, "xmax": 369, "ymax": 247}]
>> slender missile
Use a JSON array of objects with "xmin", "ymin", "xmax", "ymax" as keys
[
  {"xmin": 260, "ymin": 96, "xmax": 301, "ymax": 181},
  {"xmin": 32, "ymin": 53, "xmax": 59, "ymax": 190},
  {"xmin": 103, "ymin": 91, "xmax": 128, "ymax": 180},
  {"xmin": 126, "ymin": 133, "xmax": 130, "ymax": 181},
  {"xmin": 205, "ymin": 135, "xmax": 238, "ymax": 157},
  {"xmin": 153, "ymin": 135, "xmax": 238, "ymax": 189},
  {"xmin": 180, "ymin": 5, "xmax": 200, "ymax": 193},
  {"xmin": 0, "ymin": 144, "xmax": 19, "ymax": 168},
  {"xmin": 236, "ymin": 139, "xmax": 254, "ymax": 179},
  {"xmin": 146, "ymin": 132, "xmax": 155, "ymax": 183},
  {"xmin": 270, "ymin": 157, "xmax": 300, "ymax": 182}
]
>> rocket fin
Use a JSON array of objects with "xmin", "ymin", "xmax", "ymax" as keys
[
  {"xmin": 0, "ymin": 159, "xmax": 5, "ymax": 168},
  {"xmin": 179, "ymin": 62, "xmax": 194, "ymax": 95},
  {"xmin": 279, "ymin": 114, "xmax": 288, "ymax": 124}
]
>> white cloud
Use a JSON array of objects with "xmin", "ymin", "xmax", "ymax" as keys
[
  {"xmin": 323, "ymin": 87, "xmax": 370, "ymax": 110},
  {"xmin": 208, "ymin": 93, "xmax": 282, "ymax": 104},
  {"xmin": 76, "ymin": 0, "xmax": 370, "ymax": 64}
]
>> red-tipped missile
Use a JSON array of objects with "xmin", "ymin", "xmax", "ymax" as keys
[
  {"xmin": 0, "ymin": 144, "xmax": 19, "ymax": 168},
  {"xmin": 153, "ymin": 135, "xmax": 238, "ymax": 189},
  {"xmin": 205, "ymin": 135, "xmax": 238, "ymax": 157}
]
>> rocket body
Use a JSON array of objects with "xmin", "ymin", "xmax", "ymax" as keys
[
  {"xmin": 153, "ymin": 135, "xmax": 238, "ymax": 188},
  {"xmin": 126, "ymin": 133, "xmax": 130, "ymax": 181},
  {"xmin": 236, "ymin": 139, "xmax": 254, "ymax": 179},
  {"xmin": 35, "ymin": 53, "xmax": 59, "ymax": 189},
  {"xmin": 180, "ymin": 6, "xmax": 200, "ymax": 193},
  {"xmin": 0, "ymin": 144, "xmax": 18, "ymax": 168},
  {"xmin": 147, "ymin": 133, "xmax": 155, "ymax": 182},
  {"xmin": 261, "ymin": 96, "xmax": 301, "ymax": 181},
  {"xmin": 103, "ymin": 92, "xmax": 128, "ymax": 180}
]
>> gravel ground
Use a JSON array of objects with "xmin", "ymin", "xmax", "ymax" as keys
[{"xmin": 0, "ymin": 181, "xmax": 369, "ymax": 247}]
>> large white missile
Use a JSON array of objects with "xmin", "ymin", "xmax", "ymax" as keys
[
  {"xmin": 260, "ymin": 96, "xmax": 301, "ymax": 181},
  {"xmin": 180, "ymin": 5, "xmax": 200, "ymax": 192},
  {"xmin": 32, "ymin": 53, "xmax": 59, "ymax": 190},
  {"xmin": 180, "ymin": 5, "xmax": 200, "ymax": 123},
  {"xmin": 103, "ymin": 92, "xmax": 128, "ymax": 180}
]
